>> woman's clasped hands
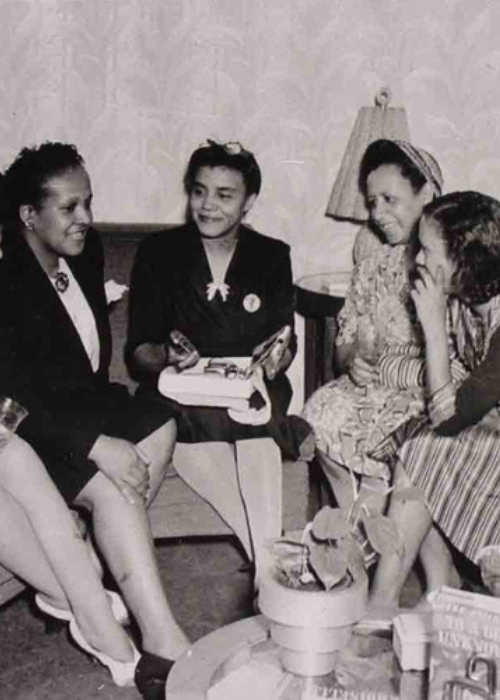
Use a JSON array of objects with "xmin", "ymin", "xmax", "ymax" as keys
[
  {"xmin": 89, "ymin": 435, "xmax": 151, "ymax": 505},
  {"xmin": 349, "ymin": 355, "xmax": 379, "ymax": 387}
]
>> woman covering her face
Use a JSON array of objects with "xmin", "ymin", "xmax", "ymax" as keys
[
  {"xmin": 368, "ymin": 191, "xmax": 500, "ymax": 613},
  {"xmin": 126, "ymin": 140, "xmax": 312, "ymax": 586},
  {"xmin": 0, "ymin": 143, "xmax": 188, "ymax": 699}
]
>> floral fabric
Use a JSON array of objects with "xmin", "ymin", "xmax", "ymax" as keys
[{"xmin": 302, "ymin": 240, "xmax": 425, "ymax": 478}]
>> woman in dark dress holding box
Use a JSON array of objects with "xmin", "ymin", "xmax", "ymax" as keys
[{"xmin": 126, "ymin": 140, "xmax": 311, "ymax": 585}]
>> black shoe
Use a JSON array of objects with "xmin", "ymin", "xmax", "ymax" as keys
[{"xmin": 135, "ymin": 651, "xmax": 175, "ymax": 700}]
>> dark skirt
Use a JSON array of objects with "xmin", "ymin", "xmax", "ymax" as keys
[
  {"xmin": 136, "ymin": 374, "xmax": 313, "ymax": 462},
  {"xmin": 21, "ymin": 383, "xmax": 177, "ymax": 504}
]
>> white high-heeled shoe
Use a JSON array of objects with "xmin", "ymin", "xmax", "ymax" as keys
[
  {"xmin": 69, "ymin": 618, "xmax": 141, "ymax": 687},
  {"xmin": 35, "ymin": 590, "xmax": 130, "ymax": 626}
]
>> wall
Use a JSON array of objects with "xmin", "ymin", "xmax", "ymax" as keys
[{"xmin": 1, "ymin": 0, "xmax": 500, "ymax": 408}]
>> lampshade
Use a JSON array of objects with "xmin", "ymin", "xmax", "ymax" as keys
[{"xmin": 326, "ymin": 88, "xmax": 411, "ymax": 222}]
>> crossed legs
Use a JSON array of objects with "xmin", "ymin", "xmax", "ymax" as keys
[{"xmin": 74, "ymin": 419, "xmax": 189, "ymax": 661}]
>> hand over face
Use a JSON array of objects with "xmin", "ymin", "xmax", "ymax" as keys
[
  {"xmin": 411, "ymin": 266, "xmax": 448, "ymax": 338},
  {"xmin": 89, "ymin": 435, "xmax": 150, "ymax": 504}
]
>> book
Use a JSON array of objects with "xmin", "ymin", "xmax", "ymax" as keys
[{"xmin": 428, "ymin": 586, "xmax": 500, "ymax": 699}]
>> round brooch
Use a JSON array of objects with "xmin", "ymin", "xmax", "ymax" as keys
[
  {"xmin": 54, "ymin": 271, "xmax": 70, "ymax": 293},
  {"xmin": 243, "ymin": 293, "xmax": 261, "ymax": 313}
]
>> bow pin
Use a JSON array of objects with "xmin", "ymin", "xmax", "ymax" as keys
[{"xmin": 206, "ymin": 282, "xmax": 230, "ymax": 302}]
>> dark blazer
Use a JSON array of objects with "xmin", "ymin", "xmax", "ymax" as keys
[{"xmin": 0, "ymin": 227, "xmax": 119, "ymax": 464}]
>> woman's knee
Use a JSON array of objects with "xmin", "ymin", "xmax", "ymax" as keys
[
  {"xmin": 0, "ymin": 435, "xmax": 42, "ymax": 472},
  {"xmin": 137, "ymin": 419, "xmax": 177, "ymax": 466},
  {"xmin": 73, "ymin": 470, "xmax": 123, "ymax": 513}
]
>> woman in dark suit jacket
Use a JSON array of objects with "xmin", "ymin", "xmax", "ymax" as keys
[{"xmin": 0, "ymin": 143, "xmax": 187, "ymax": 699}]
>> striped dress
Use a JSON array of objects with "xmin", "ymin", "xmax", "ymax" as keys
[{"xmin": 378, "ymin": 296, "xmax": 500, "ymax": 562}]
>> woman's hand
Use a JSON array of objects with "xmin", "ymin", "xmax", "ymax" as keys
[
  {"xmin": 411, "ymin": 266, "xmax": 447, "ymax": 340},
  {"xmin": 252, "ymin": 326, "xmax": 292, "ymax": 381},
  {"xmin": 89, "ymin": 435, "xmax": 150, "ymax": 504},
  {"xmin": 166, "ymin": 330, "xmax": 200, "ymax": 371},
  {"xmin": 349, "ymin": 355, "xmax": 378, "ymax": 387},
  {"xmin": 412, "ymin": 265, "xmax": 451, "ymax": 395}
]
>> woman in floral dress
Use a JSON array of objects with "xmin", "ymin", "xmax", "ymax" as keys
[{"xmin": 303, "ymin": 140, "xmax": 443, "ymax": 509}]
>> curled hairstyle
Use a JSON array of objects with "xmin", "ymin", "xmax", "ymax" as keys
[
  {"xmin": 183, "ymin": 140, "xmax": 262, "ymax": 197},
  {"xmin": 4, "ymin": 142, "xmax": 85, "ymax": 222},
  {"xmin": 359, "ymin": 140, "xmax": 429, "ymax": 196},
  {"xmin": 423, "ymin": 191, "xmax": 500, "ymax": 305}
]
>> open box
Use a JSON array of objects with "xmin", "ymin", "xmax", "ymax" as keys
[{"xmin": 158, "ymin": 357, "xmax": 255, "ymax": 410}]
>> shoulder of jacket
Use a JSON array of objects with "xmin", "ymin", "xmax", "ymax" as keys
[
  {"xmin": 242, "ymin": 226, "xmax": 290, "ymax": 256},
  {"xmin": 138, "ymin": 224, "xmax": 190, "ymax": 250}
]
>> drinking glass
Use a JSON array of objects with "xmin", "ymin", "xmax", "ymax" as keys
[{"xmin": 0, "ymin": 396, "xmax": 28, "ymax": 452}]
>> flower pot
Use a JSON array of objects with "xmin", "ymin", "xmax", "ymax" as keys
[{"xmin": 258, "ymin": 567, "xmax": 368, "ymax": 676}]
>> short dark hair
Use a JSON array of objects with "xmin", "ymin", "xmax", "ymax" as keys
[
  {"xmin": 0, "ymin": 174, "xmax": 8, "ymax": 225},
  {"xmin": 4, "ymin": 142, "xmax": 85, "ymax": 221},
  {"xmin": 423, "ymin": 191, "xmax": 500, "ymax": 304},
  {"xmin": 359, "ymin": 140, "xmax": 428, "ymax": 196},
  {"xmin": 183, "ymin": 140, "xmax": 262, "ymax": 197}
]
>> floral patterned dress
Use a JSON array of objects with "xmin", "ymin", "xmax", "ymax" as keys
[{"xmin": 302, "ymin": 239, "xmax": 425, "ymax": 479}]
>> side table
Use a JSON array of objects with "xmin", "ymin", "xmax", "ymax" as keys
[
  {"xmin": 294, "ymin": 272, "xmax": 351, "ymax": 510},
  {"xmin": 294, "ymin": 272, "xmax": 351, "ymax": 401}
]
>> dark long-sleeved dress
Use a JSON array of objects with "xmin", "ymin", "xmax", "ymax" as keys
[{"xmin": 126, "ymin": 223, "xmax": 311, "ymax": 459}]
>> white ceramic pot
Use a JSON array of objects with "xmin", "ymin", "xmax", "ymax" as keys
[{"xmin": 258, "ymin": 568, "xmax": 368, "ymax": 676}]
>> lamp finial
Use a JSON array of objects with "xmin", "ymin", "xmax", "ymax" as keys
[{"xmin": 375, "ymin": 87, "xmax": 391, "ymax": 109}]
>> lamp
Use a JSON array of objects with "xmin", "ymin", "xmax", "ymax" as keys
[{"xmin": 325, "ymin": 88, "xmax": 411, "ymax": 222}]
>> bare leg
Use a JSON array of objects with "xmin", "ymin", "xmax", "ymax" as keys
[
  {"xmin": 137, "ymin": 421, "xmax": 177, "ymax": 505},
  {"xmin": 173, "ymin": 441, "xmax": 253, "ymax": 561},
  {"xmin": 0, "ymin": 436, "xmax": 133, "ymax": 661},
  {"xmin": 317, "ymin": 451, "xmax": 389, "ymax": 513},
  {"xmin": 419, "ymin": 527, "xmax": 460, "ymax": 593},
  {"xmin": 0, "ymin": 483, "xmax": 67, "ymax": 601},
  {"xmin": 75, "ymin": 421, "xmax": 189, "ymax": 661},
  {"xmin": 235, "ymin": 438, "xmax": 282, "ymax": 583},
  {"xmin": 392, "ymin": 462, "xmax": 460, "ymax": 596},
  {"xmin": 369, "ymin": 497, "xmax": 432, "ymax": 609}
]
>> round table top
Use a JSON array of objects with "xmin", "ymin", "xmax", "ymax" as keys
[
  {"xmin": 294, "ymin": 272, "xmax": 350, "ymax": 318},
  {"xmin": 166, "ymin": 614, "xmax": 426, "ymax": 700},
  {"xmin": 295, "ymin": 271, "xmax": 351, "ymax": 297}
]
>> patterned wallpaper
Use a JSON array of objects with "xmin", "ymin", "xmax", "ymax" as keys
[{"xmin": 1, "ymin": 0, "xmax": 500, "ymax": 406}]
